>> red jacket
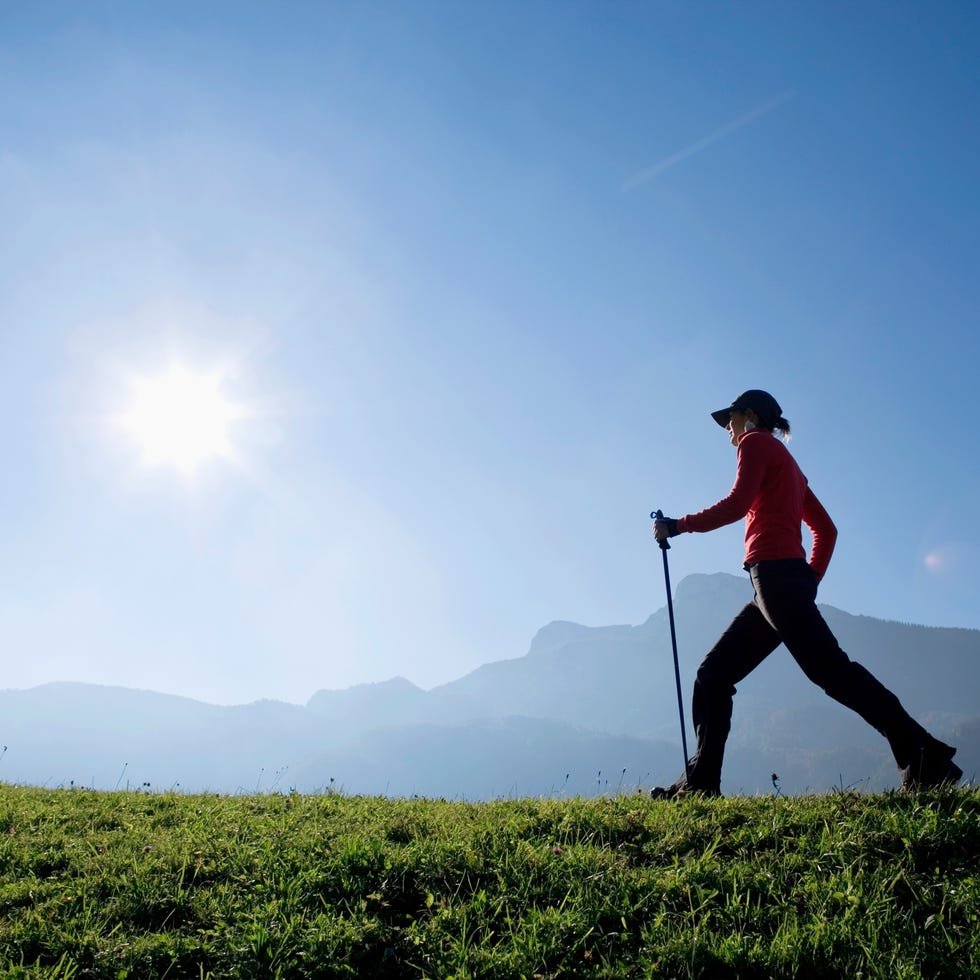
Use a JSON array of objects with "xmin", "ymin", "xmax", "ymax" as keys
[{"xmin": 676, "ymin": 429, "xmax": 838, "ymax": 580}]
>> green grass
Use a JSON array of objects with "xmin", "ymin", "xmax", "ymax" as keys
[{"xmin": 0, "ymin": 785, "xmax": 977, "ymax": 979}]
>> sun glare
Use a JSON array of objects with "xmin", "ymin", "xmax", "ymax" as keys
[{"xmin": 118, "ymin": 364, "xmax": 244, "ymax": 474}]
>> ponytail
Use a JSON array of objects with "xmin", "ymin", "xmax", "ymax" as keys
[{"xmin": 755, "ymin": 412, "xmax": 791, "ymax": 440}]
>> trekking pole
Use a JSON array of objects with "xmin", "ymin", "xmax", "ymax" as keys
[{"xmin": 651, "ymin": 510, "xmax": 692, "ymax": 787}]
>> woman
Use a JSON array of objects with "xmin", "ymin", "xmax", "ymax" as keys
[{"xmin": 652, "ymin": 389, "xmax": 961, "ymax": 796}]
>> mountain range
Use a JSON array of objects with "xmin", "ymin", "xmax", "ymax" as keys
[{"xmin": 2, "ymin": 573, "xmax": 977, "ymax": 797}]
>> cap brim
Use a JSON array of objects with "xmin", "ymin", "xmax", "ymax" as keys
[{"xmin": 710, "ymin": 408, "xmax": 732, "ymax": 427}]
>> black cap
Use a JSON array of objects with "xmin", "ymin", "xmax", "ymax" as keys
[{"xmin": 710, "ymin": 390, "xmax": 782, "ymax": 428}]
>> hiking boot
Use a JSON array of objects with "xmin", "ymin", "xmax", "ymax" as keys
[
  {"xmin": 650, "ymin": 776, "xmax": 720, "ymax": 800},
  {"xmin": 900, "ymin": 740, "xmax": 963, "ymax": 791}
]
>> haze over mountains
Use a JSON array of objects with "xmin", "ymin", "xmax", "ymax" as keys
[{"xmin": 2, "ymin": 574, "xmax": 977, "ymax": 797}]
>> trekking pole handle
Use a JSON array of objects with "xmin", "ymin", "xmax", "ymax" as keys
[{"xmin": 651, "ymin": 509, "xmax": 670, "ymax": 551}]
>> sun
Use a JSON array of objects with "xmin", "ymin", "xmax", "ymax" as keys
[{"xmin": 118, "ymin": 363, "xmax": 244, "ymax": 474}]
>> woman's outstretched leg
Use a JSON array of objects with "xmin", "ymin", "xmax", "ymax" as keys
[{"xmin": 751, "ymin": 560, "xmax": 961, "ymax": 789}]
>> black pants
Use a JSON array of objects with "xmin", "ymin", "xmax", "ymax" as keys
[{"xmin": 684, "ymin": 558, "xmax": 931, "ymax": 792}]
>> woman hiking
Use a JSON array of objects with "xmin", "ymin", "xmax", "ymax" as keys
[{"xmin": 652, "ymin": 389, "xmax": 961, "ymax": 796}]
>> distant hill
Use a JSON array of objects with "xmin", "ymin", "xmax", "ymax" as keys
[{"xmin": 2, "ymin": 573, "xmax": 977, "ymax": 797}]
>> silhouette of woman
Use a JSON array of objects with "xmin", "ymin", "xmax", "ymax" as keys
[{"xmin": 652, "ymin": 390, "xmax": 961, "ymax": 796}]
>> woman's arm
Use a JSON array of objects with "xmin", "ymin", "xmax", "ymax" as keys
[
  {"xmin": 803, "ymin": 487, "xmax": 837, "ymax": 580},
  {"xmin": 677, "ymin": 435, "xmax": 767, "ymax": 534}
]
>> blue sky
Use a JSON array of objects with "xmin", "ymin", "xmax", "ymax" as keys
[{"xmin": 2, "ymin": 2, "xmax": 978, "ymax": 705}]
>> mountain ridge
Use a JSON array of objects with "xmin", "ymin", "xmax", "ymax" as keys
[{"xmin": 2, "ymin": 572, "xmax": 977, "ymax": 796}]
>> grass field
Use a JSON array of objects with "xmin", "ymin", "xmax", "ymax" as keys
[{"xmin": 0, "ymin": 784, "xmax": 977, "ymax": 978}]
